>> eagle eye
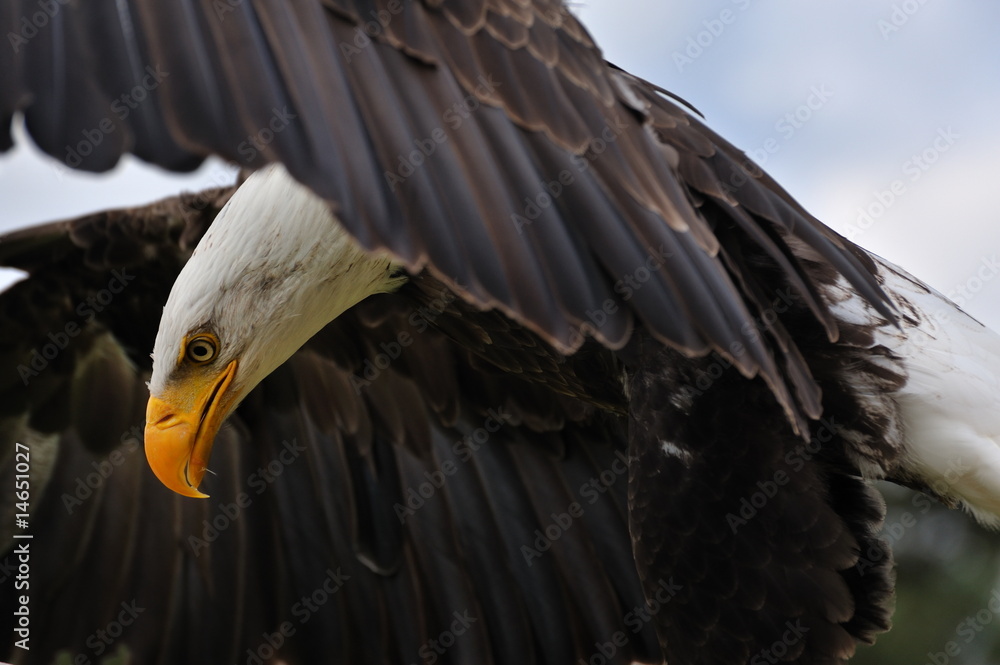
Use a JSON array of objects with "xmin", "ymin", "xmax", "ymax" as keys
[{"xmin": 186, "ymin": 335, "xmax": 219, "ymax": 364}]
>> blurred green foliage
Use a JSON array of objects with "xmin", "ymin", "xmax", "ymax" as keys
[{"xmin": 854, "ymin": 483, "xmax": 1000, "ymax": 665}]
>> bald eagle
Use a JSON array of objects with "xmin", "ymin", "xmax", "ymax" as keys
[{"xmin": 2, "ymin": 1, "xmax": 1000, "ymax": 664}]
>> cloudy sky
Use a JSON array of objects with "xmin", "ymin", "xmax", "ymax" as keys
[{"xmin": 2, "ymin": 1, "xmax": 999, "ymax": 327}]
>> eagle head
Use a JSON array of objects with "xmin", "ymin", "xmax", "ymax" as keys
[{"xmin": 144, "ymin": 164, "xmax": 406, "ymax": 497}]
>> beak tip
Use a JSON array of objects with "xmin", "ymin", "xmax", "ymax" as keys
[
  {"xmin": 183, "ymin": 462, "xmax": 211, "ymax": 499},
  {"xmin": 144, "ymin": 420, "xmax": 211, "ymax": 499},
  {"xmin": 144, "ymin": 360, "xmax": 237, "ymax": 499}
]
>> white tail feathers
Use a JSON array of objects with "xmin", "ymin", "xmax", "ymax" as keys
[{"xmin": 852, "ymin": 256, "xmax": 1000, "ymax": 527}]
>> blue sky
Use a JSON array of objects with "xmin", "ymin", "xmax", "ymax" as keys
[
  {"xmin": 2, "ymin": 1, "xmax": 999, "ymax": 327},
  {"xmin": 574, "ymin": 0, "xmax": 1000, "ymax": 327}
]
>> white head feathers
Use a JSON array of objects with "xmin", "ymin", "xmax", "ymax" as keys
[{"xmin": 149, "ymin": 163, "xmax": 406, "ymax": 403}]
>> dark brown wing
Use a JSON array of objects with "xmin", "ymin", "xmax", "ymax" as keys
[
  {"xmin": 0, "ymin": 193, "xmax": 659, "ymax": 664},
  {"xmin": 0, "ymin": 0, "xmax": 893, "ymax": 430}
]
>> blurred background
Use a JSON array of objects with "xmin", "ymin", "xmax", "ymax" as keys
[{"xmin": 2, "ymin": 1, "xmax": 999, "ymax": 662}]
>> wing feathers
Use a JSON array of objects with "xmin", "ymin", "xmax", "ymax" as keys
[{"xmin": 1, "ymin": 0, "xmax": 895, "ymax": 428}]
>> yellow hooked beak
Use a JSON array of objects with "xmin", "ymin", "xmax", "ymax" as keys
[{"xmin": 144, "ymin": 360, "xmax": 238, "ymax": 498}]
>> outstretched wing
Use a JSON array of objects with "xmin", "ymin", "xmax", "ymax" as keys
[
  {"xmin": 0, "ymin": 192, "xmax": 659, "ymax": 664},
  {"xmin": 0, "ymin": 0, "xmax": 893, "ymax": 429}
]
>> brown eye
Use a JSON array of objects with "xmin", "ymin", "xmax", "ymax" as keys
[{"xmin": 186, "ymin": 336, "xmax": 218, "ymax": 364}]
